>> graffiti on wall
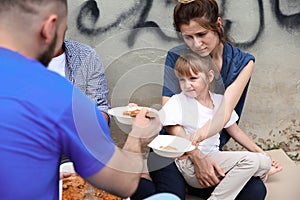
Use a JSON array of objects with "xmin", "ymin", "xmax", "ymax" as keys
[
  {"xmin": 76, "ymin": 0, "xmax": 300, "ymax": 48},
  {"xmin": 76, "ymin": 0, "xmax": 180, "ymax": 47},
  {"xmin": 272, "ymin": 0, "xmax": 300, "ymax": 30}
]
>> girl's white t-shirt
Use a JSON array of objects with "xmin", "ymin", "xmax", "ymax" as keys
[{"xmin": 159, "ymin": 92, "xmax": 239, "ymax": 154}]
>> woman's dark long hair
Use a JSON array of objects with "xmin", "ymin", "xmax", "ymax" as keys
[{"xmin": 173, "ymin": 0, "xmax": 232, "ymax": 43}]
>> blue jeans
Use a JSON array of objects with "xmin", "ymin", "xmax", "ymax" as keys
[{"xmin": 131, "ymin": 153, "xmax": 186, "ymax": 200}]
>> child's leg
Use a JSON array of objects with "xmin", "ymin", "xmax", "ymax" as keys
[
  {"xmin": 207, "ymin": 151, "xmax": 270, "ymax": 200},
  {"xmin": 253, "ymin": 153, "xmax": 281, "ymax": 181}
]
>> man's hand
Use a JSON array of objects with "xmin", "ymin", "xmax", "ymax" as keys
[
  {"xmin": 122, "ymin": 108, "xmax": 161, "ymax": 154},
  {"xmin": 188, "ymin": 149, "xmax": 225, "ymax": 187},
  {"xmin": 127, "ymin": 108, "xmax": 162, "ymax": 150}
]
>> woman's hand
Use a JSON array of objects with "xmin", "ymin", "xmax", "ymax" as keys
[{"xmin": 187, "ymin": 149, "xmax": 225, "ymax": 187}]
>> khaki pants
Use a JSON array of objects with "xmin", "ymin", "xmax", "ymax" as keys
[{"xmin": 175, "ymin": 151, "xmax": 271, "ymax": 200}]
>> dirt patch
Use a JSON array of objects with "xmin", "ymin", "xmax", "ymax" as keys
[{"xmin": 224, "ymin": 119, "xmax": 300, "ymax": 161}]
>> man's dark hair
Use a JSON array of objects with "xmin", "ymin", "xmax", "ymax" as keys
[{"xmin": 0, "ymin": 0, "xmax": 67, "ymax": 14}]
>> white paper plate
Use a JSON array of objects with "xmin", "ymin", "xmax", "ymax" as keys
[
  {"xmin": 148, "ymin": 135, "xmax": 196, "ymax": 158},
  {"xmin": 59, "ymin": 162, "xmax": 75, "ymax": 200},
  {"xmin": 108, "ymin": 106, "xmax": 158, "ymax": 125}
]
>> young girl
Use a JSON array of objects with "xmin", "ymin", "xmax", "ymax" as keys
[{"xmin": 160, "ymin": 51, "xmax": 282, "ymax": 200}]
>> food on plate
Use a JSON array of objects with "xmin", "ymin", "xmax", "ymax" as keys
[
  {"xmin": 123, "ymin": 109, "xmax": 141, "ymax": 117},
  {"xmin": 123, "ymin": 109, "xmax": 156, "ymax": 119},
  {"xmin": 159, "ymin": 145, "xmax": 178, "ymax": 151},
  {"xmin": 62, "ymin": 174, "xmax": 121, "ymax": 200}
]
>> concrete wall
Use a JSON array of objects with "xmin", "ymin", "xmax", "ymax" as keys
[{"xmin": 66, "ymin": 0, "xmax": 300, "ymax": 151}]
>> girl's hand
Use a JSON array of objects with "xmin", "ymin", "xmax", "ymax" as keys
[{"xmin": 189, "ymin": 130, "xmax": 204, "ymax": 146}]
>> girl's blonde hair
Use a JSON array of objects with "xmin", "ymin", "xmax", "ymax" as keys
[{"xmin": 175, "ymin": 50, "xmax": 217, "ymax": 91}]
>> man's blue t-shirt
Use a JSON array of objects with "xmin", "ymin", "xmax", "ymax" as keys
[
  {"xmin": 0, "ymin": 48, "xmax": 115, "ymax": 199},
  {"xmin": 162, "ymin": 42, "xmax": 255, "ymax": 147}
]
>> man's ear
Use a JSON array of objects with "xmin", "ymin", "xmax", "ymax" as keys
[{"xmin": 40, "ymin": 15, "xmax": 58, "ymax": 44}]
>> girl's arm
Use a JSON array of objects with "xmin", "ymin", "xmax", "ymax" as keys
[
  {"xmin": 165, "ymin": 125, "xmax": 190, "ymax": 140},
  {"xmin": 226, "ymin": 123, "xmax": 263, "ymax": 152},
  {"xmin": 190, "ymin": 60, "xmax": 255, "ymax": 143}
]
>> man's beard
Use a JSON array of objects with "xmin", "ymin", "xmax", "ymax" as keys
[{"xmin": 38, "ymin": 33, "xmax": 58, "ymax": 67}]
